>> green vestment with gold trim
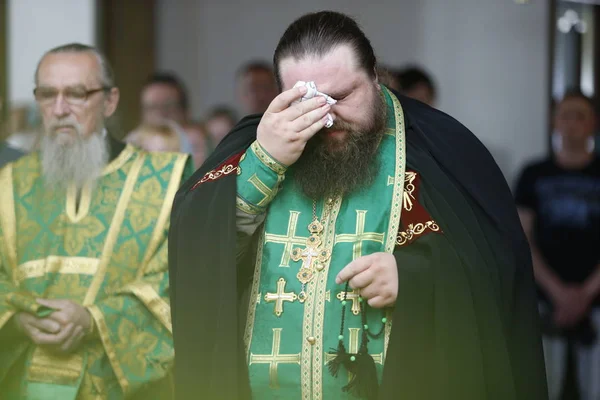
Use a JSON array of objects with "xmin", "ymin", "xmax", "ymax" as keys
[
  {"xmin": 238, "ymin": 87, "xmax": 405, "ymax": 399},
  {"xmin": 0, "ymin": 146, "xmax": 193, "ymax": 399}
]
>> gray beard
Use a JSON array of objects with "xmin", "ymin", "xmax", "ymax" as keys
[{"xmin": 40, "ymin": 132, "xmax": 109, "ymax": 190}]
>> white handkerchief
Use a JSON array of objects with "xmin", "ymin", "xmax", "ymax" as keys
[{"xmin": 292, "ymin": 81, "xmax": 337, "ymax": 128}]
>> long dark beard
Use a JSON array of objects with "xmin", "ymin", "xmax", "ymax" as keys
[{"xmin": 293, "ymin": 90, "xmax": 387, "ymax": 200}]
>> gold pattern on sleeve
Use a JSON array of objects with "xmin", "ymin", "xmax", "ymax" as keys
[
  {"xmin": 248, "ymin": 174, "xmax": 277, "ymax": 207},
  {"xmin": 250, "ymin": 141, "xmax": 287, "ymax": 175},
  {"xmin": 264, "ymin": 277, "xmax": 297, "ymax": 317},
  {"xmin": 249, "ymin": 328, "xmax": 301, "ymax": 388},
  {"xmin": 0, "ymin": 164, "xmax": 18, "ymax": 282},
  {"xmin": 396, "ymin": 221, "xmax": 441, "ymax": 247},
  {"xmin": 27, "ymin": 346, "xmax": 84, "ymax": 386},
  {"xmin": 236, "ymin": 196, "xmax": 264, "ymax": 215}
]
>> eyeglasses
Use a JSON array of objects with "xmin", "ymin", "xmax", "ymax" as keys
[{"xmin": 33, "ymin": 86, "xmax": 111, "ymax": 106}]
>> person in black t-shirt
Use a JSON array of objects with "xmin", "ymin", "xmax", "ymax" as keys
[{"xmin": 515, "ymin": 90, "xmax": 600, "ymax": 400}]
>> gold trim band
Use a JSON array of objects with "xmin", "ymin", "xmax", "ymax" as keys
[
  {"xmin": 236, "ymin": 195, "xmax": 265, "ymax": 215},
  {"xmin": 251, "ymin": 141, "xmax": 287, "ymax": 175},
  {"xmin": 102, "ymin": 145, "xmax": 135, "ymax": 176},
  {"xmin": 83, "ymin": 153, "xmax": 145, "ymax": 306},
  {"xmin": 16, "ymin": 256, "xmax": 99, "ymax": 282},
  {"xmin": 121, "ymin": 283, "xmax": 172, "ymax": 333},
  {"xmin": 0, "ymin": 164, "xmax": 18, "ymax": 282},
  {"xmin": 383, "ymin": 87, "xmax": 407, "ymax": 254},
  {"xmin": 87, "ymin": 304, "xmax": 130, "ymax": 394},
  {"xmin": 139, "ymin": 154, "xmax": 188, "ymax": 277}
]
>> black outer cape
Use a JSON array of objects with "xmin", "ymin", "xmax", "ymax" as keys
[{"xmin": 168, "ymin": 94, "xmax": 548, "ymax": 400}]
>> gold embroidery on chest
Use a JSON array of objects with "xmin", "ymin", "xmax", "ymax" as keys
[
  {"xmin": 334, "ymin": 210, "xmax": 385, "ymax": 261},
  {"xmin": 264, "ymin": 211, "xmax": 308, "ymax": 268}
]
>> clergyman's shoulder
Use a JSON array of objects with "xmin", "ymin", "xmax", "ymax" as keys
[{"xmin": 7, "ymin": 151, "xmax": 40, "ymax": 174}]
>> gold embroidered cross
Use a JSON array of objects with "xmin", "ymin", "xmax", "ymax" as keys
[
  {"xmin": 249, "ymin": 328, "xmax": 301, "ymax": 388},
  {"xmin": 335, "ymin": 210, "xmax": 384, "ymax": 260},
  {"xmin": 264, "ymin": 278, "xmax": 297, "ymax": 317},
  {"xmin": 265, "ymin": 211, "xmax": 308, "ymax": 268},
  {"xmin": 336, "ymin": 289, "xmax": 362, "ymax": 315},
  {"xmin": 324, "ymin": 328, "xmax": 384, "ymax": 382},
  {"xmin": 248, "ymin": 174, "xmax": 276, "ymax": 207}
]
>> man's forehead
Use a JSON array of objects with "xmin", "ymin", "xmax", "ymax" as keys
[
  {"xmin": 143, "ymin": 83, "xmax": 180, "ymax": 98},
  {"xmin": 37, "ymin": 52, "xmax": 101, "ymax": 87},
  {"xmin": 279, "ymin": 45, "xmax": 363, "ymax": 93}
]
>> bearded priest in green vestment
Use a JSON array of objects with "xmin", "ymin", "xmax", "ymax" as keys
[
  {"xmin": 169, "ymin": 11, "xmax": 549, "ymax": 400},
  {"xmin": 0, "ymin": 44, "xmax": 193, "ymax": 399}
]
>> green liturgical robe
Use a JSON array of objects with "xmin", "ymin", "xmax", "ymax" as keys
[
  {"xmin": 0, "ymin": 145, "xmax": 192, "ymax": 399},
  {"xmin": 238, "ymin": 88, "xmax": 409, "ymax": 398}
]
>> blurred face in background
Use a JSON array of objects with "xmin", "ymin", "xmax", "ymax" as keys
[
  {"xmin": 404, "ymin": 83, "xmax": 435, "ymax": 107},
  {"xmin": 238, "ymin": 69, "xmax": 278, "ymax": 115},
  {"xmin": 132, "ymin": 124, "xmax": 181, "ymax": 153},
  {"xmin": 35, "ymin": 51, "xmax": 119, "ymax": 188},
  {"xmin": 206, "ymin": 115, "xmax": 235, "ymax": 145},
  {"xmin": 554, "ymin": 96, "xmax": 596, "ymax": 151},
  {"xmin": 141, "ymin": 83, "xmax": 186, "ymax": 125}
]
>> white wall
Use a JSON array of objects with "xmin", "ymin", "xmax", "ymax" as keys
[
  {"xmin": 8, "ymin": 0, "xmax": 96, "ymax": 105},
  {"xmin": 156, "ymin": 0, "xmax": 550, "ymax": 183}
]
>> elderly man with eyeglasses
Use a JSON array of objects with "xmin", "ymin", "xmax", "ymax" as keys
[{"xmin": 0, "ymin": 43, "xmax": 193, "ymax": 400}]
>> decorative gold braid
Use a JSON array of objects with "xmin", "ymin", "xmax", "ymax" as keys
[
  {"xmin": 251, "ymin": 141, "xmax": 287, "ymax": 175},
  {"xmin": 199, "ymin": 163, "xmax": 239, "ymax": 184},
  {"xmin": 396, "ymin": 221, "xmax": 441, "ymax": 247}
]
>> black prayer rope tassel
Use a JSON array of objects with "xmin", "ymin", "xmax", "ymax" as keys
[
  {"xmin": 344, "ymin": 350, "xmax": 379, "ymax": 400},
  {"xmin": 328, "ymin": 282, "xmax": 351, "ymax": 378},
  {"xmin": 329, "ymin": 282, "xmax": 380, "ymax": 400}
]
